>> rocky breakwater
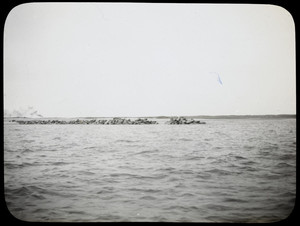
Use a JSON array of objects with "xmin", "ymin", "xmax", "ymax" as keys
[
  {"xmin": 166, "ymin": 117, "xmax": 206, "ymax": 124},
  {"xmin": 14, "ymin": 118, "xmax": 158, "ymax": 125}
]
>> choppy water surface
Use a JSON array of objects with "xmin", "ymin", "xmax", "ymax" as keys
[{"xmin": 4, "ymin": 118, "xmax": 296, "ymax": 222}]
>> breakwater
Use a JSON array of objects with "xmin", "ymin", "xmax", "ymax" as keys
[
  {"xmin": 12, "ymin": 117, "xmax": 158, "ymax": 125},
  {"xmin": 11, "ymin": 117, "xmax": 206, "ymax": 125}
]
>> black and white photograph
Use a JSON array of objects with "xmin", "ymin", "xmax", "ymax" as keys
[{"xmin": 3, "ymin": 3, "xmax": 296, "ymax": 222}]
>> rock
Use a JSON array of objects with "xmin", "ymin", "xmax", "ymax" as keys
[{"xmin": 166, "ymin": 117, "xmax": 205, "ymax": 125}]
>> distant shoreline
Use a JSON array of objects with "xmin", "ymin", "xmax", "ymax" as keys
[
  {"xmin": 4, "ymin": 114, "xmax": 296, "ymax": 120},
  {"xmin": 181, "ymin": 114, "xmax": 296, "ymax": 119}
]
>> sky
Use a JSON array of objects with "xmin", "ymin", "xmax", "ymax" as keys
[{"xmin": 4, "ymin": 3, "xmax": 296, "ymax": 117}]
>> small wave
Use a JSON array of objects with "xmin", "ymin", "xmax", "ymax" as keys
[
  {"xmin": 21, "ymin": 148, "xmax": 33, "ymax": 154},
  {"xmin": 133, "ymin": 174, "xmax": 167, "ymax": 180},
  {"xmin": 5, "ymin": 162, "xmax": 34, "ymax": 169},
  {"xmin": 262, "ymin": 143, "xmax": 279, "ymax": 150},
  {"xmin": 234, "ymin": 156, "xmax": 247, "ymax": 160},
  {"xmin": 115, "ymin": 139, "xmax": 137, "ymax": 143},
  {"xmin": 5, "ymin": 185, "xmax": 49, "ymax": 199},
  {"xmin": 205, "ymin": 203, "xmax": 234, "ymax": 211},
  {"xmin": 4, "ymin": 162, "xmax": 18, "ymax": 169},
  {"xmin": 278, "ymin": 191, "xmax": 295, "ymax": 198},
  {"xmin": 279, "ymin": 154, "xmax": 295, "ymax": 161},
  {"xmin": 206, "ymin": 156, "xmax": 215, "ymax": 160},
  {"xmin": 135, "ymin": 149, "xmax": 159, "ymax": 155},
  {"xmin": 128, "ymin": 188, "xmax": 162, "ymax": 193},
  {"xmin": 101, "ymin": 195, "xmax": 116, "ymax": 200},
  {"xmin": 140, "ymin": 195, "xmax": 156, "ymax": 200},
  {"xmin": 55, "ymin": 192, "xmax": 77, "ymax": 198},
  {"xmin": 109, "ymin": 173, "xmax": 137, "ymax": 178},
  {"xmin": 181, "ymin": 192, "xmax": 195, "ymax": 198},
  {"xmin": 5, "ymin": 186, "xmax": 31, "ymax": 196},
  {"xmin": 11, "ymin": 207, "xmax": 25, "ymax": 212},
  {"xmin": 13, "ymin": 128, "xmax": 21, "ymax": 131},
  {"xmin": 205, "ymin": 168, "xmax": 231, "ymax": 176},
  {"xmin": 174, "ymin": 183, "xmax": 185, "ymax": 188},
  {"xmin": 96, "ymin": 189, "xmax": 116, "ymax": 195},
  {"xmin": 223, "ymin": 197, "xmax": 248, "ymax": 203},
  {"xmin": 149, "ymin": 174, "xmax": 167, "ymax": 180},
  {"xmin": 196, "ymin": 173, "xmax": 212, "ymax": 180},
  {"xmin": 258, "ymin": 173, "xmax": 282, "ymax": 180},
  {"xmin": 240, "ymin": 160, "xmax": 256, "ymax": 166},
  {"xmin": 185, "ymin": 156, "xmax": 205, "ymax": 161},
  {"xmin": 101, "ymin": 186, "xmax": 115, "ymax": 191},
  {"xmin": 157, "ymin": 167, "xmax": 176, "ymax": 172},
  {"xmin": 275, "ymin": 162, "xmax": 293, "ymax": 168},
  {"xmin": 32, "ymin": 208, "xmax": 49, "ymax": 214},
  {"xmin": 287, "ymin": 142, "xmax": 296, "ymax": 148},
  {"xmin": 179, "ymin": 138, "xmax": 193, "ymax": 141},
  {"xmin": 243, "ymin": 145, "xmax": 255, "ymax": 150},
  {"xmin": 94, "ymin": 214, "xmax": 123, "ymax": 221},
  {"xmin": 20, "ymin": 139, "xmax": 35, "ymax": 143},
  {"xmin": 80, "ymin": 171, "xmax": 96, "ymax": 176},
  {"xmin": 67, "ymin": 142, "xmax": 79, "ymax": 147},
  {"xmin": 180, "ymin": 169, "xmax": 195, "ymax": 175},
  {"xmin": 6, "ymin": 185, "xmax": 77, "ymax": 200},
  {"xmin": 32, "ymin": 193, "xmax": 46, "ymax": 200},
  {"xmin": 83, "ymin": 146, "xmax": 98, "ymax": 150},
  {"xmin": 52, "ymin": 162, "xmax": 70, "ymax": 166},
  {"xmin": 67, "ymin": 210, "xmax": 87, "ymax": 215},
  {"xmin": 167, "ymin": 176, "xmax": 180, "ymax": 182},
  {"xmin": 238, "ymin": 165, "xmax": 258, "ymax": 172},
  {"xmin": 163, "ymin": 205, "xmax": 195, "ymax": 212},
  {"xmin": 263, "ymin": 201, "xmax": 294, "ymax": 212},
  {"xmin": 150, "ymin": 216, "xmax": 169, "ymax": 221}
]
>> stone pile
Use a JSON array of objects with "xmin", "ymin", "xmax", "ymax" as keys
[
  {"xmin": 166, "ymin": 117, "xmax": 206, "ymax": 125},
  {"xmin": 94, "ymin": 118, "xmax": 158, "ymax": 125},
  {"xmin": 14, "ymin": 118, "xmax": 158, "ymax": 125}
]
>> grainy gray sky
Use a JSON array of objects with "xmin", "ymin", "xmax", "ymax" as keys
[{"xmin": 4, "ymin": 3, "xmax": 296, "ymax": 117}]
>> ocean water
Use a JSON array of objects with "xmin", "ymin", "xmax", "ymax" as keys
[{"xmin": 4, "ymin": 118, "xmax": 296, "ymax": 222}]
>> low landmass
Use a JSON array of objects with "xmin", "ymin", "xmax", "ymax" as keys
[{"xmin": 182, "ymin": 114, "xmax": 296, "ymax": 119}]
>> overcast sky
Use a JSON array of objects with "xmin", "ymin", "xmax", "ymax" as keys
[{"xmin": 4, "ymin": 3, "xmax": 296, "ymax": 117}]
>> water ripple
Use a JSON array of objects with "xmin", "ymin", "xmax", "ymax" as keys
[{"xmin": 4, "ymin": 118, "xmax": 296, "ymax": 222}]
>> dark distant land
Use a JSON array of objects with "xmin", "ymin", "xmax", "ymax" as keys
[{"xmin": 154, "ymin": 114, "xmax": 296, "ymax": 119}]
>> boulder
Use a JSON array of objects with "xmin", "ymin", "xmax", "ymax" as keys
[{"xmin": 166, "ymin": 117, "xmax": 205, "ymax": 125}]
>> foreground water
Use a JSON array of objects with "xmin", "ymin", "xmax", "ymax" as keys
[{"xmin": 4, "ymin": 118, "xmax": 296, "ymax": 222}]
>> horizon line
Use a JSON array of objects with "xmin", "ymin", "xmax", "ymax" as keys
[{"xmin": 4, "ymin": 114, "xmax": 296, "ymax": 119}]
